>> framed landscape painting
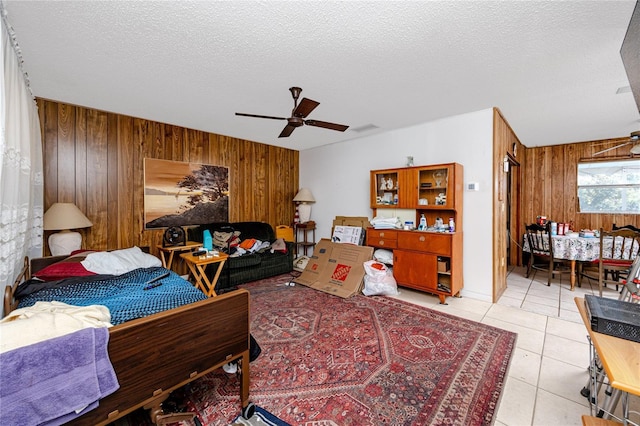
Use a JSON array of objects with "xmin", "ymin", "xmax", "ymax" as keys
[{"xmin": 143, "ymin": 158, "xmax": 229, "ymax": 229}]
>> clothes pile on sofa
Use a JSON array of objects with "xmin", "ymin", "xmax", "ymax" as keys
[
  {"xmin": 188, "ymin": 222, "xmax": 294, "ymax": 292},
  {"xmin": 211, "ymin": 229, "xmax": 287, "ymax": 257}
]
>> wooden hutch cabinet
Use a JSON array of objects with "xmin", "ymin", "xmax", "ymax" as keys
[{"xmin": 368, "ymin": 163, "xmax": 463, "ymax": 304}]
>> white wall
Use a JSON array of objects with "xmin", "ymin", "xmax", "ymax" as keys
[{"xmin": 299, "ymin": 108, "xmax": 495, "ymax": 301}]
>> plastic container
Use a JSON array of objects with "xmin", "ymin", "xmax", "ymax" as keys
[
  {"xmin": 550, "ymin": 222, "xmax": 558, "ymax": 236},
  {"xmin": 203, "ymin": 229, "xmax": 213, "ymax": 251},
  {"xmin": 448, "ymin": 217, "xmax": 455, "ymax": 232},
  {"xmin": 418, "ymin": 214, "xmax": 427, "ymax": 231}
]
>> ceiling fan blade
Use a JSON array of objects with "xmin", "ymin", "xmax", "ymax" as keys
[
  {"xmin": 278, "ymin": 124, "xmax": 296, "ymax": 138},
  {"xmin": 293, "ymin": 98, "xmax": 320, "ymax": 118},
  {"xmin": 593, "ymin": 141, "xmax": 631, "ymax": 156},
  {"xmin": 235, "ymin": 112, "xmax": 287, "ymax": 121},
  {"xmin": 305, "ymin": 119, "xmax": 349, "ymax": 132}
]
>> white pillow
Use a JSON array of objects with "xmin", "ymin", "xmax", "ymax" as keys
[
  {"xmin": 373, "ymin": 249, "xmax": 394, "ymax": 265},
  {"xmin": 81, "ymin": 246, "xmax": 161, "ymax": 275}
]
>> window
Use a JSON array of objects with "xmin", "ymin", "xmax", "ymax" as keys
[{"xmin": 577, "ymin": 160, "xmax": 640, "ymax": 213}]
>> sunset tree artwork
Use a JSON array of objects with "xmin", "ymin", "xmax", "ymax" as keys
[{"xmin": 144, "ymin": 158, "xmax": 229, "ymax": 228}]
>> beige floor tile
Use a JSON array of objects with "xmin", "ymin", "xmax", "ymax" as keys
[
  {"xmin": 508, "ymin": 279, "xmax": 532, "ymax": 289},
  {"xmin": 486, "ymin": 304, "xmax": 548, "ymax": 332},
  {"xmin": 558, "ymin": 308, "xmax": 584, "ymax": 324},
  {"xmin": 507, "ymin": 347, "xmax": 541, "ymax": 386},
  {"xmin": 482, "ymin": 317, "xmax": 546, "ymax": 355},
  {"xmin": 532, "ymin": 388, "xmax": 590, "ymax": 426},
  {"xmin": 545, "ymin": 317, "xmax": 588, "ymax": 343},
  {"xmin": 428, "ymin": 302, "xmax": 486, "ymax": 322},
  {"xmin": 525, "ymin": 293, "xmax": 559, "ymax": 308},
  {"xmin": 390, "ymin": 287, "xmax": 439, "ymax": 307},
  {"xmin": 520, "ymin": 301, "xmax": 559, "ymax": 317},
  {"xmin": 503, "ymin": 286, "xmax": 528, "ymax": 297},
  {"xmin": 526, "ymin": 284, "xmax": 560, "ymax": 300},
  {"xmin": 496, "ymin": 376, "xmax": 536, "ymax": 426},
  {"xmin": 497, "ymin": 295, "xmax": 524, "ymax": 309},
  {"xmin": 433, "ymin": 294, "xmax": 492, "ymax": 316},
  {"xmin": 537, "ymin": 356, "xmax": 590, "ymax": 406},
  {"xmin": 559, "ymin": 299, "xmax": 580, "ymax": 312},
  {"xmin": 542, "ymin": 334, "xmax": 589, "ymax": 369}
]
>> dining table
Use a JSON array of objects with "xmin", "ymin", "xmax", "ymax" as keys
[{"xmin": 522, "ymin": 233, "xmax": 634, "ymax": 291}]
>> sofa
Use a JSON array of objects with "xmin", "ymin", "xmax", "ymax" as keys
[{"xmin": 187, "ymin": 222, "xmax": 294, "ymax": 292}]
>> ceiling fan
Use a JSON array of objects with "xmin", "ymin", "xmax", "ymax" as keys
[
  {"xmin": 235, "ymin": 87, "xmax": 349, "ymax": 138},
  {"xmin": 593, "ymin": 131, "xmax": 640, "ymax": 156}
]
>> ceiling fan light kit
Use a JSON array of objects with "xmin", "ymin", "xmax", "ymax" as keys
[
  {"xmin": 236, "ymin": 87, "xmax": 349, "ymax": 138},
  {"xmin": 592, "ymin": 131, "xmax": 640, "ymax": 156}
]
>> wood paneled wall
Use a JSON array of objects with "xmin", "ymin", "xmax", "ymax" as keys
[
  {"xmin": 37, "ymin": 99, "xmax": 299, "ymax": 256},
  {"xmin": 521, "ymin": 136, "xmax": 640, "ymax": 233},
  {"xmin": 493, "ymin": 108, "xmax": 525, "ymax": 302}
]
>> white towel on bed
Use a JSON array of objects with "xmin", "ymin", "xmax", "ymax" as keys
[{"xmin": 0, "ymin": 301, "xmax": 112, "ymax": 353}]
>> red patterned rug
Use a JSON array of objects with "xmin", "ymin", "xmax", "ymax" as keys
[{"xmin": 181, "ymin": 274, "xmax": 516, "ymax": 425}]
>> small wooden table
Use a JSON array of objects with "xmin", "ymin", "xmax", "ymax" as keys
[
  {"xmin": 575, "ymin": 297, "xmax": 640, "ymax": 423},
  {"xmin": 157, "ymin": 241, "xmax": 202, "ymax": 270},
  {"xmin": 180, "ymin": 251, "xmax": 228, "ymax": 297}
]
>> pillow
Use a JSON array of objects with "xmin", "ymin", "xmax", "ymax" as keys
[
  {"xmin": 81, "ymin": 246, "xmax": 161, "ymax": 275},
  {"xmin": 373, "ymin": 249, "xmax": 394, "ymax": 265},
  {"xmin": 33, "ymin": 251, "xmax": 98, "ymax": 281},
  {"xmin": 270, "ymin": 238, "xmax": 287, "ymax": 254}
]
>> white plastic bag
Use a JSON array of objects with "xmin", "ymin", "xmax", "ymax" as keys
[{"xmin": 362, "ymin": 260, "xmax": 398, "ymax": 296}]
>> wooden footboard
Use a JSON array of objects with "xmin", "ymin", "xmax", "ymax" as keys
[
  {"xmin": 71, "ymin": 289, "xmax": 251, "ymax": 425},
  {"xmin": 4, "ymin": 257, "xmax": 251, "ymax": 425}
]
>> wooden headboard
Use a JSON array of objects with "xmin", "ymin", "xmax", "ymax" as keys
[{"xmin": 4, "ymin": 248, "xmax": 151, "ymax": 317}]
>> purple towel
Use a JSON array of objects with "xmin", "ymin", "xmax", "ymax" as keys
[{"xmin": 0, "ymin": 327, "xmax": 119, "ymax": 426}]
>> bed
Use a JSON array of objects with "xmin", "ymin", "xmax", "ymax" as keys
[{"xmin": 3, "ymin": 253, "xmax": 253, "ymax": 425}]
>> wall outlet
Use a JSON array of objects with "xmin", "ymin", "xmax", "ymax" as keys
[{"xmin": 467, "ymin": 182, "xmax": 479, "ymax": 191}]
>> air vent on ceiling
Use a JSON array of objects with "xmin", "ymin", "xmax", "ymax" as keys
[{"xmin": 352, "ymin": 124, "xmax": 379, "ymax": 133}]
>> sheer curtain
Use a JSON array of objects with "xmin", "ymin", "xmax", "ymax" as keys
[{"xmin": 0, "ymin": 6, "xmax": 44, "ymax": 313}]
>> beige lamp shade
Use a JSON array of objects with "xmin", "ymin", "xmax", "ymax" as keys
[
  {"xmin": 293, "ymin": 188, "xmax": 315, "ymax": 223},
  {"xmin": 44, "ymin": 203, "xmax": 93, "ymax": 230},
  {"xmin": 43, "ymin": 203, "xmax": 93, "ymax": 256},
  {"xmin": 293, "ymin": 188, "xmax": 315, "ymax": 203}
]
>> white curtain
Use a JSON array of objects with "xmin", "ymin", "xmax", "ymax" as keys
[{"xmin": 0, "ymin": 6, "xmax": 44, "ymax": 313}]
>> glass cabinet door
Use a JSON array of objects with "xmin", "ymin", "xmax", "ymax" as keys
[
  {"xmin": 416, "ymin": 165, "xmax": 452, "ymax": 208},
  {"xmin": 371, "ymin": 170, "xmax": 400, "ymax": 208}
]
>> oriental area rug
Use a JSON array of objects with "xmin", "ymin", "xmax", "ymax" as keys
[{"xmin": 177, "ymin": 274, "xmax": 517, "ymax": 426}]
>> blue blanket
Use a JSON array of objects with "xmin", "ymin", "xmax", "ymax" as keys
[
  {"xmin": 0, "ymin": 327, "xmax": 118, "ymax": 426},
  {"xmin": 17, "ymin": 267, "xmax": 207, "ymax": 325}
]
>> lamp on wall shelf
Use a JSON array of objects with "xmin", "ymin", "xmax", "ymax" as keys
[
  {"xmin": 43, "ymin": 203, "xmax": 93, "ymax": 256},
  {"xmin": 293, "ymin": 188, "xmax": 315, "ymax": 224}
]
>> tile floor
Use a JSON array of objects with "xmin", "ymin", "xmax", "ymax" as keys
[{"xmin": 390, "ymin": 265, "xmax": 640, "ymax": 426}]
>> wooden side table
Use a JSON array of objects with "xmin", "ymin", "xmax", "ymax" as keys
[
  {"xmin": 295, "ymin": 222, "xmax": 316, "ymax": 257},
  {"xmin": 157, "ymin": 241, "xmax": 202, "ymax": 271},
  {"xmin": 179, "ymin": 252, "xmax": 229, "ymax": 297}
]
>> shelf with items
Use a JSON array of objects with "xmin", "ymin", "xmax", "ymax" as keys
[
  {"xmin": 368, "ymin": 162, "xmax": 463, "ymax": 304},
  {"xmin": 370, "ymin": 168, "xmax": 413, "ymax": 209}
]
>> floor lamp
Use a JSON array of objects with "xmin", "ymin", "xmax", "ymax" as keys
[
  {"xmin": 293, "ymin": 188, "xmax": 315, "ymax": 224},
  {"xmin": 44, "ymin": 203, "xmax": 93, "ymax": 256}
]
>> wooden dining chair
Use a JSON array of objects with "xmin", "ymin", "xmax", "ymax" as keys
[
  {"xmin": 612, "ymin": 223, "xmax": 640, "ymax": 233},
  {"xmin": 580, "ymin": 227, "xmax": 640, "ymax": 296},
  {"xmin": 525, "ymin": 223, "xmax": 571, "ymax": 286}
]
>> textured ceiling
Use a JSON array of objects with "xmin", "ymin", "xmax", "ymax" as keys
[{"xmin": 3, "ymin": 0, "xmax": 639, "ymax": 151}]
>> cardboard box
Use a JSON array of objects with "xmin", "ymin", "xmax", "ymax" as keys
[
  {"xmin": 331, "ymin": 225, "xmax": 366, "ymax": 245},
  {"xmin": 294, "ymin": 239, "xmax": 373, "ymax": 298},
  {"xmin": 437, "ymin": 260, "xmax": 450, "ymax": 273},
  {"xmin": 332, "ymin": 216, "xmax": 370, "ymax": 229}
]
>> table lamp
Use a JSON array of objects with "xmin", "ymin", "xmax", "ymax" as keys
[
  {"xmin": 43, "ymin": 203, "xmax": 93, "ymax": 256},
  {"xmin": 293, "ymin": 188, "xmax": 315, "ymax": 224}
]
